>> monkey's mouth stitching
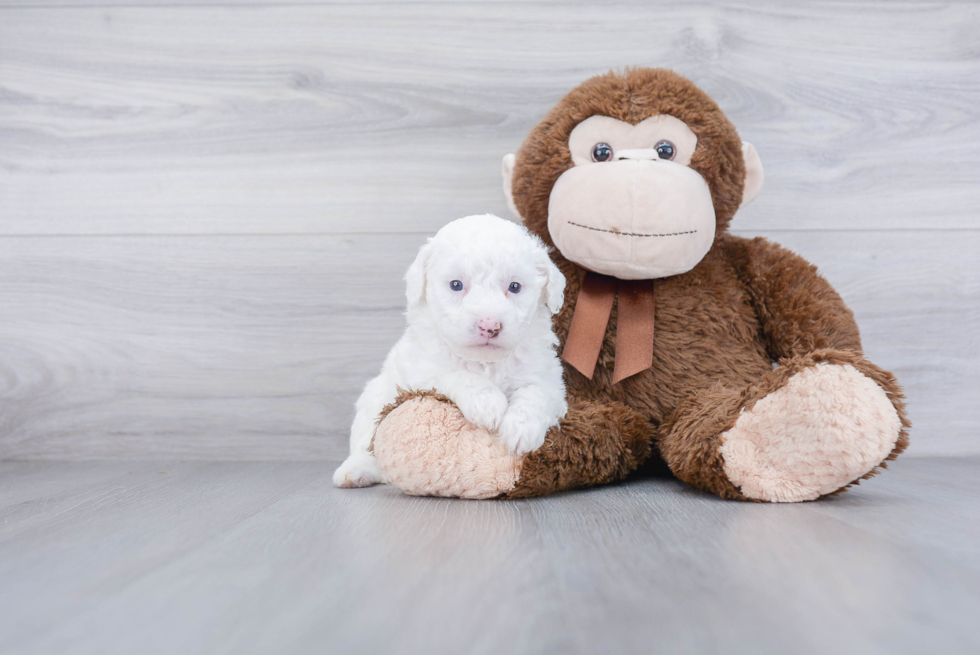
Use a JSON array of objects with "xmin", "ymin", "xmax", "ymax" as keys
[{"xmin": 567, "ymin": 221, "xmax": 697, "ymax": 238}]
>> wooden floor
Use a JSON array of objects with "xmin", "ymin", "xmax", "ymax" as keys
[{"xmin": 0, "ymin": 456, "xmax": 977, "ymax": 655}]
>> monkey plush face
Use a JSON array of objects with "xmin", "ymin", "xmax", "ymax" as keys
[
  {"xmin": 503, "ymin": 68, "xmax": 764, "ymax": 280},
  {"xmin": 548, "ymin": 114, "xmax": 714, "ymax": 279}
]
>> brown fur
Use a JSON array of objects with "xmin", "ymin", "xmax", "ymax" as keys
[
  {"xmin": 502, "ymin": 68, "xmax": 909, "ymax": 499},
  {"xmin": 501, "ymin": 399, "xmax": 655, "ymax": 499}
]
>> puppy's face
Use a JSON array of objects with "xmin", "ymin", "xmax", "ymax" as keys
[{"xmin": 406, "ymin": 215, "xmax": 565, "ymax": 363}]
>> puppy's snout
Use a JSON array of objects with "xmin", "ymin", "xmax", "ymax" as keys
[{"xmin": 477, "ymin": 318, "xmax": 502, "ymax": 339}]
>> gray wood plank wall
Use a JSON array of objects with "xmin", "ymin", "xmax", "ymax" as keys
[{"xmin": 1, "ymin": 1, "xmax": 977, "ymax": 460}]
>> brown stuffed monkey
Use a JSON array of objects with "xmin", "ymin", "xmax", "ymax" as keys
[{"xmin": 371, "ymin": 68, "xmax": 909, "ymax": 502}]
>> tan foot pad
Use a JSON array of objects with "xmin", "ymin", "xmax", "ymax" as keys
[
  {"xmin": 373, "ymin": 396, "xmax": 521, "ymax": 499},
  {"xmin": 719, "ymin": 363, "xmax": 902, "ymax": 502}
]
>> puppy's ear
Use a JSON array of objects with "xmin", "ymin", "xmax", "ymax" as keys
[
  {"xmin": 536, "ymin": 249, "xmax": 565, "ymax": 315},
  {"xmin": 405, "ymin": 240, "xmax": 433, "ymax": 310}
]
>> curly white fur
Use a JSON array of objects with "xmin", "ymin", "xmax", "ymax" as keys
[{"xmin": 333, "ymin": 214, "xmax": 568, "ymax": 488}]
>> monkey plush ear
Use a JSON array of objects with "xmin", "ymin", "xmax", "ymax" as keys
[
  {"xmin": 741, "ymin": 142, "xmax": 765, "ymax": 205},
  {"xmin": 404, "ymin": 240, "xmax": 434, "ymax": 310},
  {"xmin": 536, "ymin": 250, "xmax": 566, "ymax": 315},
  {"xmin": 502, "ymin": 153, "xmax": 521, "ymax": 218}
]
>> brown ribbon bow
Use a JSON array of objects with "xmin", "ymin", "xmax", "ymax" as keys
[{"xmin": 562, "ymin": 272, "xmax": 656, "ymax": 384}]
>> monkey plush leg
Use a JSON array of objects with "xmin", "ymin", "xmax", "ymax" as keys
[
  {"xmin": 502, "ymin": 398, "xmax": 654, "ymax": 498},
  {"xmin": 658, "ymin": 349, "xmax": 909, "ymax": 502},
  {"xmin": 372, "ymin": 390, "xmax": 654, "ymax": 499}
]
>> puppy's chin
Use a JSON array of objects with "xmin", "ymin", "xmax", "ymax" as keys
[{"xmin": 452, "ymin": 342, "xmax": 514, "ymax": 363}]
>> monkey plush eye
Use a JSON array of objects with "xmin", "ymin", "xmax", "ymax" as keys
[
  {"xmin": 450, "ymin": 280, "xmax": 464, "ymax": 291},
  {"xmin": 655, "ymin": 140, "xmax": 676, "ymax": 161},
  {"xmin": 508, "ymin": 282, "xmax": 522, "ymax": 294},
  {"xmin": 591, "ymin": 143, "xmax": 613, "ymax": 162}
]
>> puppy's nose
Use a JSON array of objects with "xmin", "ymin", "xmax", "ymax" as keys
[{"xmin": 477, "ymin": 318, "xmax": 502, "ymax": 339}]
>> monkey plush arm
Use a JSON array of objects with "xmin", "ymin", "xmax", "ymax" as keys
[{"xmin": 726, "ymin": 235, "xmax": 863, "ymax": 361}]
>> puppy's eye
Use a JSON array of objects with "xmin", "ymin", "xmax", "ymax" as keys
[
  {"xmin": 655, "ymin": 140, "xmax": 675, "ymax": 161},
  {"xmin": 508, "ymin": 282, "xmax": 522, "ymax": 294},
  {"xmin": 591, "ymin": 143, "xmax": 613, "ymax": 162},
  {"xmin": 449, "ymin": 280, "xmax": 464, "ymax": 292}
]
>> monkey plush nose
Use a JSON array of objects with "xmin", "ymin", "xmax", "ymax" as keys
[
  {"xmin": 615, "ymin": 148, "xmax": 659, "ymax": 161},
  {"xmin": 477, "ymin": 319, "xmax": 502, "ymax": 339}
]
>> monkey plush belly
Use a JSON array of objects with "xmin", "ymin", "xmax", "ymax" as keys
[{"xmin": 563, "ymin": 248, "xmax": 774, "ymax": 423}]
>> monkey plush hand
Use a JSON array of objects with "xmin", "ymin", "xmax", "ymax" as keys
[{"xmin": 372, "ymin": 68, "xmax": 908, "ymax": 502}]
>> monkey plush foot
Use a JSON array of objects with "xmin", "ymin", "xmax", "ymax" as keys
[
  {"xmin": 719, "ymin": 361, "xmax": 903, "ymax": 502},
  {"xmin": 660, "ymin": 350, "xmax": 909, "ymax": 502},
  {"xmin": 373, "ymin": 391, "xmax": 521, "ymax": 499},
  {"xmin": 373, "ymin": 390, "xmax": 653, "ymax": 499}
]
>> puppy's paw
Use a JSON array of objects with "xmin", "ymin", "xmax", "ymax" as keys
[
  {"xmin": 457, "ymin": 387, "xmax": 508, "ymax": 431},
  {"xmin": 498, "ymin": 410, "xmax": 548, "ymax": 455},
  {"xmin": 333, "ymin": 453, "xmax": 384, "ymax": 488}
]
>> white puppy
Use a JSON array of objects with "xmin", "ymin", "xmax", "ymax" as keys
[{"xmin": 333, "ymin": 214, "xmax": 568, "ymax": 488}]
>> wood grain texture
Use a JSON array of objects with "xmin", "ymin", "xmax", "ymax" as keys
[
  {"xmin": 0, "ymin": 2, "xmax": 977, "ymax": 459},
  {"xmin": 1, "ymin": 2, "xmax": 978, "ymax": 235},
  {"xmin": 0, "ymin": 234, "xmax": 419, "ymax": 460},
  {"xmin": 0, "ymin": 230, "xmax": 975, "ymax": 459},
  {"xmin": 0, "ymin": 457, "xmax": 978, "ymax": 655}
]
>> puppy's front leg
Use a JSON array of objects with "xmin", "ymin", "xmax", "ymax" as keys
[
  {"xmin": 499, "ymin": 385, "xmax": 564, "ymax": 454},
  {"xmin": 333, "ymin": 374, "xmax": 390, "ymax": 488},
  {"xmin": 435, "ymin": 371, "xmax": 508, "ymax": 432}
]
